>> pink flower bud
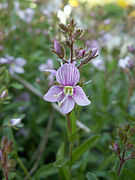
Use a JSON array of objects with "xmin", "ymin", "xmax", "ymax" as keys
[
  {"xmin": 54, "ymin": 40, "xmax": 64, "ymax": 59},
  {"xmin": 128, "ymin": 45, "xmax": 134, "ymax": 54},
  {"xmin": 76, "ymin": 49, "xmax": 85, "ymax": 58},
  {"xmin": 113, "ymin": 142, "xmax": 118, "ymax": 151}
]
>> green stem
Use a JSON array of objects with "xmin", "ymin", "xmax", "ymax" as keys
[
  {"xmin": 16, "ymin": 157, "xmax": 32, "ymax": 180},
  {"xmin": 9, "ymin": 127, "xmax": 32, "ymax": 180},
  {"xmin": 66, "ymin": 113, "xmax": 73, "ymax": 178}
]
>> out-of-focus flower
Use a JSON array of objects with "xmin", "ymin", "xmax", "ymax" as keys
[
  {"xmin": 0, "ymin": 55, "xmax": 26, "ymax": 74},
  {"xmin": 0, "ymin": 90, "xmax": 7, "ymax": 99},
  {"xmin": 0, "ymin": 2, "xmax": 8, "ymax": 9},
  {"xmin": 14, "ymin": 1, "xmax": 34, "ymax": 23},
  {"xmin": 15, "ymin": 92, "xmax": 30, "ymax": 102},
  {"xmin": 118, "ymin": 56, "xmax": 134, "ymax": 69},
  {"xmin": 43, "ymin": 63, "xmax": 91, "ymax": 114},
  {"xmin": 128, "ymin": 45, "xmax": 135, "ymax": 54},
  {"xmin": 0, "ymin": 45, "xmax": 3, "ymax": 51},
  {"xmin": 10, "ymin": 118, "xmax": 21, "ymax": 126},
  {"xmin": 57, "ymin": 5, "xmax": 72, "ymax": 24},
  {"xmin": 35, "ymin": 29, "xmax": 41, "ymax": 34},
  {"xmin": 39, "ymin": 59, "xmax": 53, "ymax": 72},
  {"xmin": 99, "ymin": 33, "xmax": 121, "ymax": 51},
  {"xmin": 39, "ymin": 59, "xmax": 54, "ymax": 85},
  {"xmin": 103, "ymin": 19, "xmax": 111, "ymax": 25},
  {"xmin": 69, "ymin": 0, "xmax": 79, "ymax": 7},
  {"xmin": 91, "ymin": 57, "xmax": 105, "ymax": 71},
  {"xmin": 117, "ymin": 0, "xmax": 127, "ymax": 8},
  {"xmin": 41, "ymin": 0, "xmax": 61, "ymax": 16}
]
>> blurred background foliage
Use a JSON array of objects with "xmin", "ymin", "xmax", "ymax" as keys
[{"xmin": 0, "ymin": 0, "xmax": 135, "ymax": 179}]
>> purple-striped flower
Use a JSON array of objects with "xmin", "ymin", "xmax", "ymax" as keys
[{"xmin": 43, "ymin": 63, "xmax": 91, "ymax": 114}]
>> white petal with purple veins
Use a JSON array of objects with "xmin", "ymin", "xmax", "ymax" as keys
[
  {"xmin": 59, "ymin": 96, "xmax": 75, "ymax": 114},
  {"xmin": 73, "ymin": 86, "xmax": 91, "ymax": 106},
  {"xmin": 43, "ymin": 85, "xmax": 64, "ymax": 102},
  {"xmin": 56, "ymin": 63, "xmax": 80, "ymax": 86}
]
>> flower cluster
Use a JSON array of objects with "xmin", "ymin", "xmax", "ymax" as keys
[
  {"xmin": 0, "ymin": 55, "xmax": 26, "ymax": 74},
  {"xmin": 43, "ymin": 19, "xmax": 98, "ymax": 114},
  {"xmin": 110, "ymin": 124, "xmax": 135, "ymax": 175}
]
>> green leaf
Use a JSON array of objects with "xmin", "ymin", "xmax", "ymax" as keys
[
  {"xmin": 67, "ymin": 134, "xmax": 100, "ymax": 165},
  {"xmin": 69, "ymin": 129, "xmax": 80, "ymax": 143},
  {"xmin": 108, "ymin": 171, "xmax": 118, "ymax": 180},
  {"xmin": 71, "ymin": 111, "xmax": 77, "ymax": 133},
  {"xmin": 86, "ymin": 172, "xmax": 99, "ymax": 180},
  {"xmin": 126, "ymin": 115, "xmax": 135, "ymax": 122},
  {"xmin": 56, "ymin": 143, "xmax": 64, "ymax": 160},
  {"xmin": 34, "ymin": 163, "xmax": 58, "ymax": 180},
  {"xmin": 53, "ymin": 158, "xmax": 68, "ymax": 168},
  {"xmin": 9, "ymin": 172, "xmax": 16, "ymax": 179},
  {"xmin": 120, "ymin": 168, "xmax": 135, "ymax": 180},
  {"xmin": 11, "ymin": 82, "xmax": 24, "ymax": 90}
]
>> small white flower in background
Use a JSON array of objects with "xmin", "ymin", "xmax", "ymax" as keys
[
  {"xmin": 10, "ymin": 118, "xmax": 21, "ymax": 126},
  {"xmin": 39, "ymin": 59, "xmax": 55, "ymax": 85},
  {"xmin": 39, "ymin": 59, "xmax": 53, "ymax": 72},
  {"xmin": 118, "ymin": 56, "xmax": 134, "ymax": 69},
  {"xmin": 0, "ymin": 90, "xmax": 7, "ymax": 98},
  {"xmin": 91, "ymin": 57, "xmax": 105, "ymax": 71},
  {"xmin": 0, "ymin": 55, "xmax": 26, "ymax": 74},
  {"xmin": 57, "ymin": 5, "xmax": 72, "ymax": 24}
]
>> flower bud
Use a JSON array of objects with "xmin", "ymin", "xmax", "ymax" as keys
[
  {"xmin": 76, "ymin": 49, "xmax": 85, "ymax": 58},
  {"xmin": 124, "ymin": 124, "xmax": 130, "ymax": 132},
  {"xmin": 1, "ymin": 136, "xmax": 8, "ymax": 150},
  {"xmin": 54, "ymin": 40, "xmax": 64, "ymax": 59},
  {"xmin": 59, "ymin": 23, "xmax": 69, "ymax": 33},
  {"xmin": 128, "ymin": 45, "xmax": 134, "ymax": 54},
  {"xmin": 73, "ymin": 29, "xmax": 83, "ymax": 40},
  {"xmin": 78, "ymin": 48, "xmax": 98, "ymax": 68},
  {"xmin": 0, "ymin": 150, "xmax": 2, "ymax": 162},
  {"xmin": 126, "ymin": 143, "xmax": 132, "ymax": 149},
  {"xmin": 5, "ymin": 141, "xmax": 13, "ymax": 154},
  {"xmin": 69, "ymin": 19, "xmax": 75, "ymax": 31},
  {"xmin": 113, "ymin": 142, "xmax": 118, "ymax": 152},
  {"xmin": 65, "ymin": 40, "xmax": 71, "ymax": 48}
]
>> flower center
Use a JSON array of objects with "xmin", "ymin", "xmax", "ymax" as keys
[{"xmin": 64, "ymin": 86, "xmax": 73, "ymax": 96}]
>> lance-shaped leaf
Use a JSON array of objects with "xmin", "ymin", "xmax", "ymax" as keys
[
  {"xmin": 86, "ymin": 172, "xmax": 99, "ymax": 180},
  {"xmin": 67, "ymin": 134, "xmax": 100, "ymax": 165}
]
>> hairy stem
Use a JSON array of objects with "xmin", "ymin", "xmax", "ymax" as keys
[
  {"xmin": 70, "ymin": 30, "xmax": 74, "ymax": 63},
  {"xmin": 117, "ymin": 143, "xmax": 126, "ymax": 176},
  {"xmin": 66, "ymin": 113, "xmax": 73, "ymax": 178},
  {"xmin": 3, "ymin": 168, "xmax": 8, "ymax": 180}
]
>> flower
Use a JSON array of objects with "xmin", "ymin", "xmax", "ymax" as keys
[
  {"xmin": 14, "ymin": 1, "xmax": 34, "ymax": 23},
  {"xmin": 39, "ymin": 59, "xmax": 54, "ymax": 85},
  {"xmin": 10, "ymin": 118, "xmax": 21, "ymax": 126},
  {"xmin": 91, "ymin": 57, "xmax": 105, "ymax": 71},
  {"xmin": 57, "ymin": 5, "xmax": 72, "ymax": 24},
  {"xmin": 118, "ymin": 56, "xmax": 134, "ymax": 69},
  {"xmin": 43, "ymin": 63, "xmax": 90, "ymax": 114},
  {"xmin": 0, "ymin": 55, "xmax": 26, "ymax": 74}
]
